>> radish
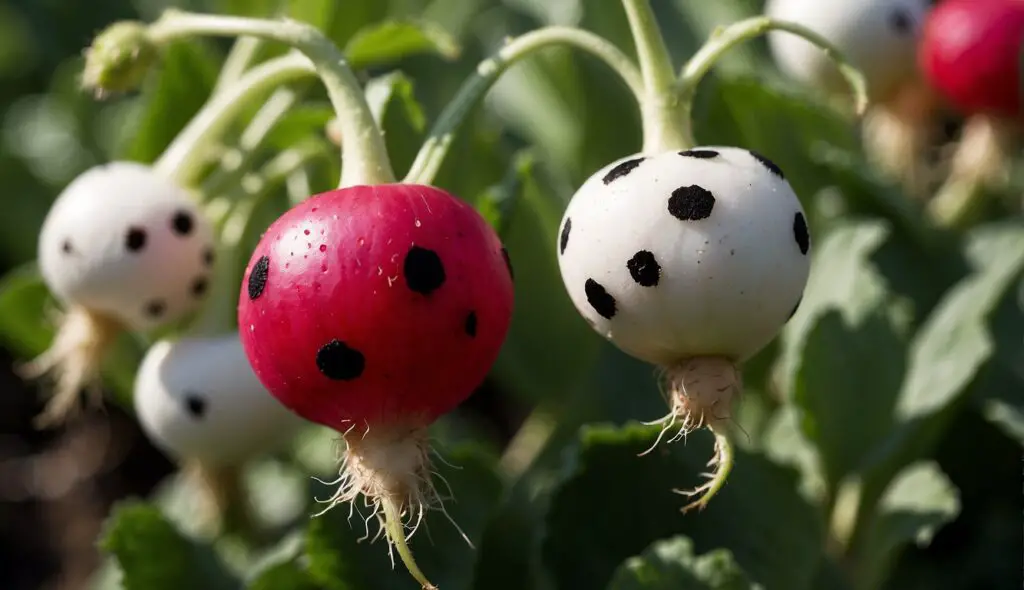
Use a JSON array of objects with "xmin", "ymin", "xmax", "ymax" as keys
[
  {"xmin": 26, "ymin": 161, "xmax": 214, "ymax": 427},
  {"xmin": 918, "ymin": 0, "xmax": 1024, "ymax": 225},
  {"xmin": 237, "ymin": 183, "xmax": 514, "ymax": 587},
  {"xmin": 134, "ymin": 333, "xmax": 304, "ymax": 467},
  {"xmin": 764, "ymin": 0, "xmax": 936, "ymax": 194},
  {"xmin": 557, "ymin": 147, "xmax": 810, "ymax": 511}
]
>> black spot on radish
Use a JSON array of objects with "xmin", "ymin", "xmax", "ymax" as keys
[
  {"xmin": 560, "ymin": 218, "xmax": 572, "ymax": 255},
  {"xmin": 668, "ymin": 186, "xmax": 715, "ymax": 221},
  {"xmin": 889, "ymin": 8, "xmax": 912, "ymax": 33},
  {"xmin": 602, "ymin": 157, "xmax": 645, "ymax": 185},
  {"xmin": 125, "ymin": 227, "xmax": 147, "ymax": 252},
  {"xmin": 171, "ymin": 211, "xmax": 194, "ymax": 236},
  {"xmin": 61, "ymin": 239, "xmax": 73, "ymax": 254},
  {"xmin": 793, "ymin": 212, "xmax": 810, "ymax": 255},
  {"xmin": 403, "ymin": 246, "xmax": 446, "ymax": 295},
  {"xmin": 464, "ymin": 311, "xmax": 478, "ymax": 337},
  {"xmin": 248, "ymin": 256, "xmax": 270, "ymax": 300},
  {"xmin": 679, "ymin": 149, "xmax": 719, "ymax": 159},
  {"xmin": 502, "ymin": 247, "xmax": 514, "ymax": 281},
  {"xmin": 202, "ymin": 247, "xmax": 215, "ymax": 266},
  {"xmin": 788, "ymin": 295, "xmax": 803, "ymax": 320},
  {"xmin": 144, "ymin": 299, "xmax": 166, "ymax": 318},
  {"xmin": 749, "ymin": 150, "xmax": 784, "ymax": 179},
  {"xmin": 316, "ymin": 339, "xmax": 365, "ymax": 381},
  {"xmin": 191, "ymin": 277, "xmax": 208, "ymax": 297},
  {"xmin": 585, "ymin": 279, "xmax": 617, "ymax": 319},
  {"xmin": 183, "ymin": 392, "xmax": 206, "ymax": 418},
  {"xmin": 627, "ymin": 250, "xmax": 661, "ymax": 287}
]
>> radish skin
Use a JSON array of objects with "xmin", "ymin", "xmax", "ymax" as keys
[{"xmin": 27, "ymin": 162, "xmax": 215, "ymax": 427}]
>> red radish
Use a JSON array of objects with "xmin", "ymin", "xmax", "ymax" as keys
[
  {"xmin": 919, "ymin": 0, "xmax": 1024, "ymax": 121},
  {"xmin": 237, "ymin": 183, "xmax": 513, "ymax": 586}
]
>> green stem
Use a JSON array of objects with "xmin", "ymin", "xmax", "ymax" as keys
[
  {"xmin": 154, "ymin": 52, "xmax": 314, "ymax": 188},
  {"xmin": 383, "ymin": 497, "xmax": 436, "ymax": 590},
  {"xmin": 148, "ymin": 9, "xmax": 395, "ymax": 187},
  {"xmin": 621, "ymin": 0, "xmax": 688, "ymax": 153},
  {"xmin": 677, "ymin": 16, "xmax": 869, "ymax": 147},
  {"xmin": 213, "ymin": 36, "xmax": 264, "ymax": 94},
  {"xmin": 191, "ymin": 143, "xmax": 326, "ymax": 336},
  {"xmin": 201, "ymin": 86, "xmax": 303, "ymax": 198},
  {"xmin": 404, "ymin": 26, "xmax": 643, "ymax": 185}
]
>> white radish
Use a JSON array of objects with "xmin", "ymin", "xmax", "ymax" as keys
[
  {"xmin": 133, "ymin": 334, "xmax": 305, "ymax": 467},
  {"xmin": 25, "ymin": 161, "xmax": 215, "ymax": 426},
  {"xmin": 765, "ymin": 0, "xmax": 930, "ymax": 103},
  {"xmin": 765, "ymin": 0, "xmax": 935, "ymax": 194},
  {"xmin": 556, "ymin": 147, "xmax": 810, "ymax": 511}
]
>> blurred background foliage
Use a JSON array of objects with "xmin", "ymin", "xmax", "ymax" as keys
[{"xmin": 0, "ymin": 0, "xmax": 1020, "ymax": 589}]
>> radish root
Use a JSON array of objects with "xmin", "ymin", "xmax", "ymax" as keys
[
  {"xmin": 17, "ymin": 306, "xmax": 121, "ymax": 428},
  {"xmin": 311, "ymin": 423, "xmax": 468, "ymax": 589},
  {"xmin": 641, "ymin": 356, "xmax": 741, "ymax": 512}
]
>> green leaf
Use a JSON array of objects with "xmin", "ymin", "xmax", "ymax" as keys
[
  {"xmin": 248, "ymin": 560, "xmax": 323, "ymax": 590},
  {"xmin": 542, "ymin": 422, "xmax": 823, "ymax": 590},
  {"xmin": 344, "ymin": 21, "xmax": 460, "ymax": 70},
  {"xmin": 99, "ymin": 501, "xmax": 241, "ymax": 590},
  {"xmin": 476, "ymin": 150, "xmax": 534, "ymax": 236},
  {"xmin": 778, "ymin": 220, "xmax": 892, "ymax": 395},
  {"xmin": 359, "ymin": 71, "xmax": 427, "ymax": 178},
  {"xmin": 116, "ymin": 39, "xmax": 220, "ymax": 163},
  {"xmin": 793, "ymin": 308, "xmax": 906, "ymax": 491},
  {"xmin": 607, "ymin": 536, "xmax": 760, "ymax": 590},
  {"xmin": 858, "ymin": 462, "xmax": 960, "ymax": 590},
  {"xmin": 304, "ymin": 445, "xmax": 502, "ymax": 590}
]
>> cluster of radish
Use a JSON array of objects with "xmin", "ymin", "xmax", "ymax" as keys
[
  {"xmin": 766, "ymin": 0, "xmax": 1024, "ymax": 218},
  {"xmin": 19, "ymin": 2, "xmax": 875, "ymax": 587}
]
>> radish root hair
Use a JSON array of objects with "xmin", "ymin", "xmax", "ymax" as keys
[
  {"xmin": 17, "ymin": 306, "xmax": 121, "ymax": 428},
  {"xmin": 639, "ymin": 356, "xmax": 741, "ymax": 513},
  {"xmin": 310, "ymin": 422, "xmax": 470, "ymax": 590}
]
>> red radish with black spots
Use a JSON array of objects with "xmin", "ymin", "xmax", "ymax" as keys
[{"xmin": 238, "ymin": 183, "xmax": 513, "ymax": 588}]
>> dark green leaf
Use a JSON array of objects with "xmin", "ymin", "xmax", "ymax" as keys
[
  {"xmin": 116, "ymin": 39, "xmax": 220, "ymax": 163},
  {"xmin": 477, "ymin": 150, "xmax": 534, "ymax": 235},
  {"xmin": 793, "ymin": 308, "xmax": 906, "ymax": 490},
  {"xmin": 305, "ymin": 445, "xmax": 502, "ymax": 590},
  {"xmin": 858, "ymin": 462, "xmax": 960, "ymax": 590},
  {"xmin": 344, "ymin": 21, "xmax": 460, "ymax": 69},
  {"xmin": 248, "ymin": 560, "xmax": 323, "ymax": 590},
  {"xmin": 99, "ymin": 501, "xmax": 241, "ymax": 590},
  {"xmin": 542, "ymin": 422, "xmax": 822, "ymax": 590},
  {"xmin": 607, "ymin": 536, "xmax": 759, "ymax": 590}
]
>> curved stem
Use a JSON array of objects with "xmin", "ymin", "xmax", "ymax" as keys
[
  {"xmin": 213, "ymin": 36, "xmax": 264, "ymax": 94},
  {"xmin": 621, "ymin": 0, "xmax": 688, "ymax": 153},
  {"xmin": 201, "ymin": 87, "xmax": 304, "ymax": 198},
  {"xmin": 383, "ymin": 497, "xmax": 436, "ymax": 590},
  {"xmin": 148, "ymin": 9, "xmax": 395, "ymax": 187},
  {"xmin": 677, "ymin": 16, "xmax": 869, "ymax": 147},
  {"xmin": 154, "ymin": 52, "xmax": 314, "ymax": 188},
  {"xmin": 405, "ymin": 26, "xmax": 643, "ymax": 185}
]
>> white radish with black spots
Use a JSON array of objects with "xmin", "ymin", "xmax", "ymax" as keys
[
  {"xmin": 765, "ymin": 0, "xmax": 930, "ymax": 103},
  {"xmin": 24, "ymin": 161, "xmax": 216, "ymax": 427},
  {"xmin": 557, "ymin": 147, "xmax": 810, "ymax": 367},
  {"xmin": 556, "ymin": 147, "xmax": 811, "ymax": 512},
  {"xmin": 38, "ymin": 161, "xmax": 215, "ymax": 330},
  {"xmin": 134, "ymin": 334, "xmax": 305, "ymax": 467}
]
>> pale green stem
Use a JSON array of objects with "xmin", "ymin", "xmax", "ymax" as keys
[
  {"xmin": 148, "ymin": 10, "xmax": 395, "ymax": 187},
  {"xmin": 213, "ymin": 36, "xmax": 264, "ymax": 94},
  {"xmin": 154, "ymin": 52, "xmax": 314, "ymax": 187},
  {"xmin": 405, "ymin": 26, "xmax": 643, "ymax": 185},
  {"xmin": 201, "ymin": 87, "xmax": 303, "ymax": 198},
  {"xmin": 621, "ymin": 0, "xmax": 689, "ymax": 153},
  {"xmin": 677, "ymin": 16, "xmax": 869, "ymax": 147},
  {"xmin": 191, "ymin": 144, "xmax": 325, "ymax": 336},
  {"xmin": 383, "ymin": 497, "xmax": 436, "ymax": 590}
]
